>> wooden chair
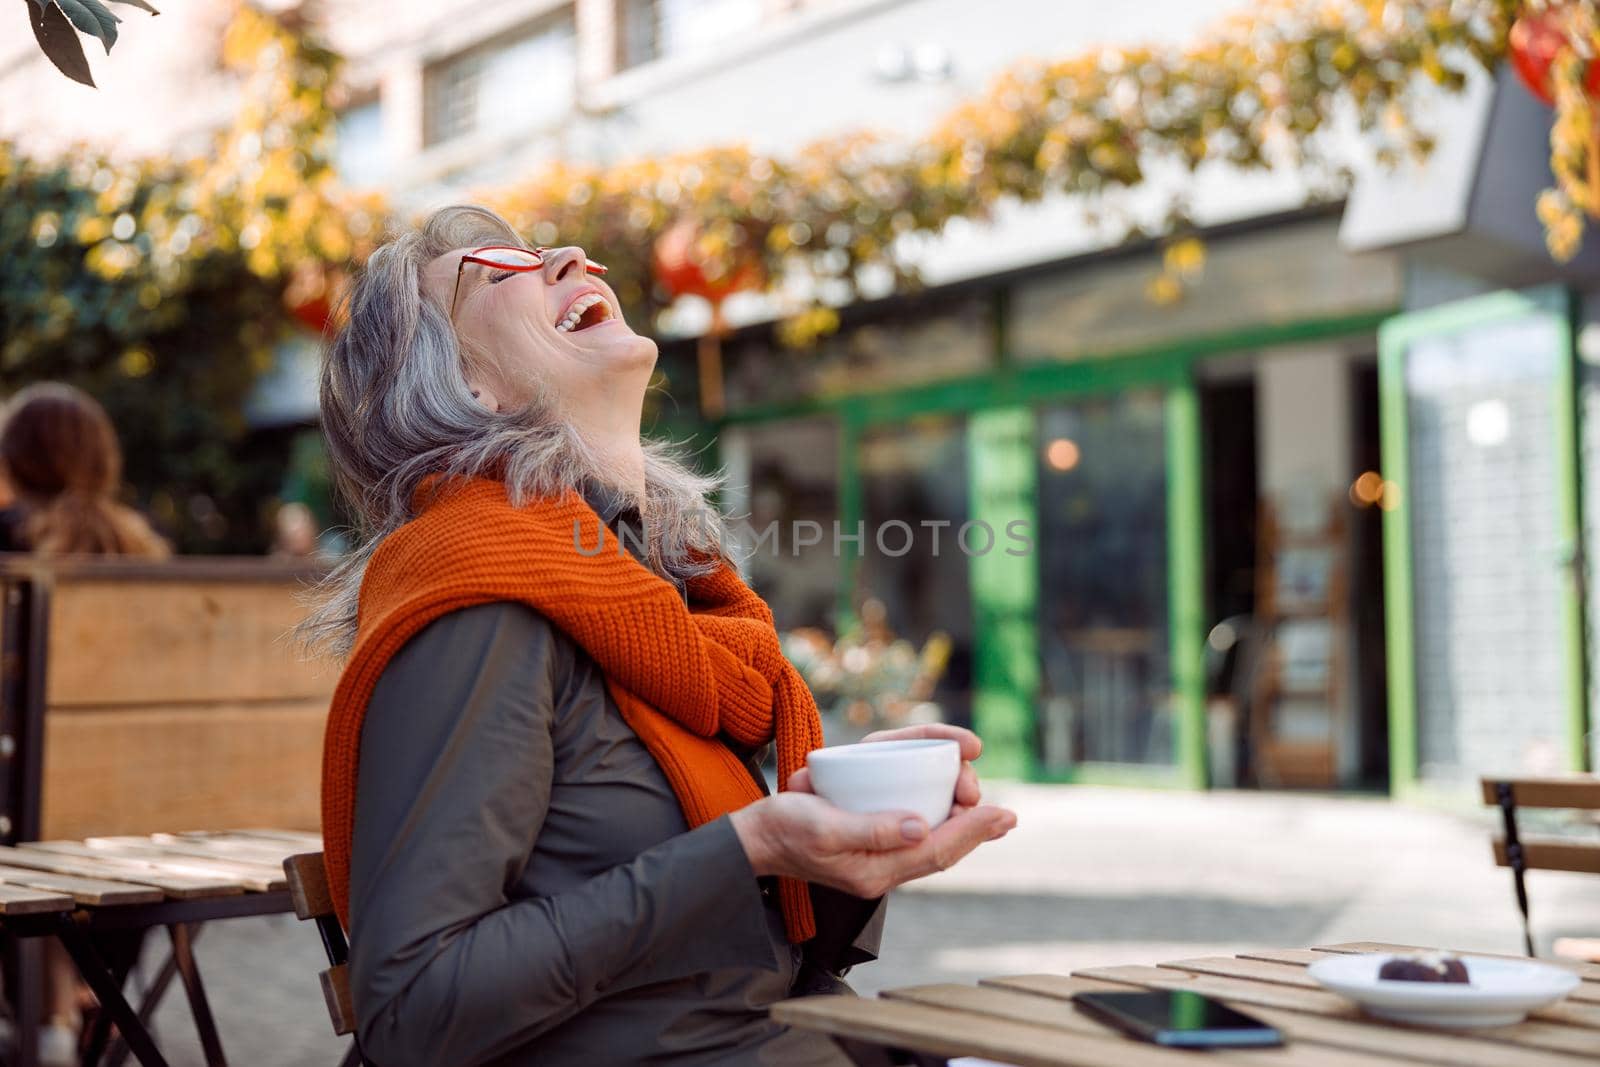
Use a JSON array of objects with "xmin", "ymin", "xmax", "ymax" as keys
[
  {"xmin": 1480, "ymin": 775, "xmax": 1600, "ymax": 957},
  {"xmin": 0, "ymin": 555, "xmax": 335, "ymax": 843},
  {"xmin": 284, "ymin": 851, "xmax": 365, "ymax": 1067},
  {"xmin": 0, "ymin": 555, "xmax": 334, "ymax": 1066}
]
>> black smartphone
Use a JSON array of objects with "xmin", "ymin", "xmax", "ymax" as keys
[{"xmin": 1073, "ymin": 990, "xmax": 1284, "ymax": 1048}]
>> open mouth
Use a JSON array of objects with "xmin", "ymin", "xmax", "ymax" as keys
[{"xmin": 555, "ymin": 292, "xmax": 614, "ymax": 334}]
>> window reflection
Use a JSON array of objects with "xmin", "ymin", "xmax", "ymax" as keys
[
  {"xmin": 723, "ymin": 300, "xmax": 992, "ymax": 412},
  {"xmin": 720, "ymin": 417, "xmax": 839, "ymax": 632},
  {"xmin": 1406, "ymin": 318, "xmax": 1567, "ymax": 784},
  {"xmin": 423, "ymin": 13, "xmax": 577, "ymax": 147},
  {"xmin": 1010, "ymin": 221, "xmax": 1399, "ymax": 364},
  {"xmin": 857, "ymin": 416, "xmax": 973, "ymax": 727},
  {"xmin": 619, "ymin": 0, "xmax": 765, "ymax": 69},
  {"xmin": 1036, "ymin": 392, "xmax": 1171, "ymax": 768}
]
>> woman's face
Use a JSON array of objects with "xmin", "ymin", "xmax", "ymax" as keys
[{"xmin": 423, "ymin": 244, "xmax": 656, "ymax": 413}]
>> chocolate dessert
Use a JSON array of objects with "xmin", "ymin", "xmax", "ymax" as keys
[{"xmin": 1377, "ymin": 953, "xmax": 1470, "ymax": 983}]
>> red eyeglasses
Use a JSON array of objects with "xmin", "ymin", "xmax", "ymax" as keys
[{"xmin": 450, "ymin": 245, "xmax": 609, "ymax": 319}]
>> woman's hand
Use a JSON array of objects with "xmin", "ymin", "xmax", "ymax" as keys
[{"xmin": 729, "ymin": 792, "xmax": 1016, "ymax": 900}]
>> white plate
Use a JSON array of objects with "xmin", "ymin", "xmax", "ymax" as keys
[{"xmin": 1306, "ymin": 953, "xmax": 1582, "ymax": 1028}]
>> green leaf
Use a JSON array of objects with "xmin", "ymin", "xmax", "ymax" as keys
[
  {"xmin": 29, "ymin": 0, "xmax": 94, "ymax": 87},
  {"xmin": 53, "ymin": 0, "xmax": 120, "ymax": 53},
  {"xmin": 103, "ymin": 0, "xmax": 158, "ymax": 13}
]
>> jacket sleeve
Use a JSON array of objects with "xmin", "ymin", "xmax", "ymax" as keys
[{"xmin": 346, "ymin": 601, "xmax": 780, "ymax": 1067}]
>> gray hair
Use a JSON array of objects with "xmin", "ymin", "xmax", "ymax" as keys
[{"xmin": 301, "ymin": 204, "xmax": 727, "ymax": 658}]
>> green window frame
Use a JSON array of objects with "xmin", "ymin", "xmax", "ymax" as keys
[{"xmin": 1378, "ymin": 286, "xmax": 1590, "ymax": 796}]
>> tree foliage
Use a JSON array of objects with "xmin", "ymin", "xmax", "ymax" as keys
[
  {"xmin": 1527, "ymin": 1, "xmax": 1600, "ymax": 260},
  {"xmin": 2, "ymin": 2, "xmax": 371, "ymax": 551},
  {"xmin": 484, "ymin": 0, "xmax": 1518, "ymax": 341}
]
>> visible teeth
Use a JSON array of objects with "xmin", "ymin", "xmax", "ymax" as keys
[{"xmin": 555, "ymin": 293, "xmax": 606, "ymax": 332}]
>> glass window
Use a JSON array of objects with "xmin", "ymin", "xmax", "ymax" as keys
[
  {"xmin": 1010, "ymin": 221, "xmax": 1400, "ymax": 363},
  {"xmin": 724, "ymin": 298, "xmax": 994, "ymax": 412},
  {"xmin": 719, "ymin": 416, "xmax": 840, "ymax": 632},
  {"xmin": 424, "ymin": 11, "xmax": 577, "ymax": 147},
  {"xmin": 619, "ymin": 0, "xmax": 765, "ymax": 70},
  {"xmin": 856, "ymin": 416, "xmax": 973, "ymax": 728},
  {"xmin": 1035, "ymin": 391, "xmax": 1171, "ymax": 768},
  {"xmin": 1407, "ymin": 316, "xmax": 1569, "ymax": 785},
  {"xmin": 334, "ymin": 99, "xmax": 387, "ymax": 189}
]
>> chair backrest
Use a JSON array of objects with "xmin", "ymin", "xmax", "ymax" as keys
[
  {"xmin": 283, "ymin": 851, "xmax": 357, "ymax": 1038},
  {"xmin": 0, "ymin": 555, "xmax": 334, "ymax": 842},
  {"xmin": 1480, "ymin": 775, "xmax": 1600, "ymax": 875}
]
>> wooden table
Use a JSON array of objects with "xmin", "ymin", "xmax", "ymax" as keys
[
  {"xmin": 0, "ymin": 828, "xmax": 322, "ymax": 1067},
  {"xmin": 772, "ymin": 942, "xmax": 1600, "ymax": 1066}
]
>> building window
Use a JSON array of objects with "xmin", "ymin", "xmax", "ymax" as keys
[
  {"xmin": 722, "ymin": 296, "xmax": 994, "ymax": 413},
  {"xmin": 424, "ymin": 10, "xmax": 577, "ymax": 148},
  {"xmin": 618, "ymin": 0, "xmax": 765, "ymax": 70},
  {"xmin": 334, "ymin": 98, "xmax": 387, "ymax": 188}
]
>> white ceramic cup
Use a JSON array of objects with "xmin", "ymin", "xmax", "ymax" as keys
[{"xmin": 805, "ymin": 738, "xmax": 961, "ymax": 829}]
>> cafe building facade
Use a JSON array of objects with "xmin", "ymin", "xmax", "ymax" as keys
[{"xmin": 663, "ymin": 71, "xmax": 1600, "ymax": 799}]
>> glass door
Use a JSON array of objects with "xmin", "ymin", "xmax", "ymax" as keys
[
  {"xmin": 1380, "ymin": 287, "xmax": 1588, "ymax": 790},
  {"xmin": 1035, "ymin": 390, "xmax": 1175, "ymax": 771},
  {"xmin": 855, "ymin": 415, "xmax": 974, "ymax": 730}
]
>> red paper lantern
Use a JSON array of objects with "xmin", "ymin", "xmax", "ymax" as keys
[
  {"xmin": 1510, "ymin": 8, "xmax": 1600, "ymax": 107},
  {"xmin": 284, "ymin": 263, "xmax": 348, "ymax": 335},
  {"xmin": 289, "ymin": 293, "xmax": 332, "ymax": 334},
  {"xmin": 651, "ymin": 219, "xmax": 763, "ymax": 309}
]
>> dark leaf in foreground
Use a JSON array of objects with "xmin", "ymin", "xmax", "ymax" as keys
[
  {"xmin": 29, "ymin": 0, "xmax": 94, "ymax": 86},
  {"xmin": 54, "ymin": 0, "xmax": 120, "ymax": 52}
]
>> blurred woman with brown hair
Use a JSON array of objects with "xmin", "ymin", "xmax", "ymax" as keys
[
  {"xmin": 0, "ymin": 382, "xmax": 167, "ymax": 1064},
  {"xmin": 0, "ymin": 382, "xmax": 168, "ymax": 558}
]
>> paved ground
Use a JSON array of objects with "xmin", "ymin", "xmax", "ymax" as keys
[{"xmin": 126, "ymin": 785, "xmax": 1598, "ymax": 1065}]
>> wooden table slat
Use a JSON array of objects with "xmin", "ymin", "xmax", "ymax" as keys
[
  {"xmin": 881, "ymin": 983, "xmax": 1399, "ymax": 1067},
  {"xmin": 776, "ymin": 994, "xmax": 1298, "ymax": 1067},
  {"xmin": 1159, "ymin": 957, "xmax": 1600, "ymax": 1031},
  {"xmin": 983, "ymin": 975, "xmax": 1593, "ymax": 1067},
  {"xmin": 144, "ymin": 833, "xmax": 302, "ymax": 864},
  {"xmin": 0, "ymin": 883, "xmax": 75, "ymax": 915},
  {"xmin": 1074, "ymin": 965, "xmax": 1355, "ymax": 1015},
  {"xmin": 181, "ymin": 829, "xmax": 323, "ymax": 850},
  {"xmin": 1315, "ymin": 943, "xmax": 1600, "ymax": 984},
  {"xmin": 1242, "ymin": 950, "xmax": 1348, "ymax": 966},
  {"xmin": 83, "ymin": 840, "xmax": 292, "ymax": 887},
  {"xmin": 47, "ymin": 838, "xmax": 290, "ymax": 878},
  {"xmin": 1241, "ymin": 949, "xmax": 1600, "ymax": 1006},
  {"xmin": 0, "ymin": 845, "xmax": 242, "ymax": 899},
  {"xmin": 1161, "ymin": 957, "xmax": 1323, "ymax": 990},
  {"xmin": 22, "ymin": 841, "xmax": 284, "ymax": 892},
  {"xmin": 1068, "ymin": 964, "xmax": 1600, "ymax": 1058},
  {"xmin": 0, "ymin": 863, "xmax": 164, "ymax": 906}
]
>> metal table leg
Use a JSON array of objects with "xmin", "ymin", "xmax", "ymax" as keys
[
  {"xmin": 104, "ymin": 929, "xmax": 191, "ymax": 1067},
  {"xmin": 10, "ymin": 936, "xmax": 44, "ymax": 1067},
  {"xmin": 81, "ymin": 928, "xmax": 147, "ymax": 1067},
  {"xmin": 168, "ymin": 924, "xmax": 226, "ymax": 1067},
  {"xmin": 51, "ymin": 918, "xmax": 170, "ymax": 1067}
]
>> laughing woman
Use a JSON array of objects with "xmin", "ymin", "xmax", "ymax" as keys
[{"xmin": 306, "ymin": 205, "xmax": 1016, "ymax": 1067}]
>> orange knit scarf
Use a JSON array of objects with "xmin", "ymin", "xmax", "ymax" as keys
[{"xmin": 320, "ymin": 477, "xmax": 824, "ymax": 942}]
